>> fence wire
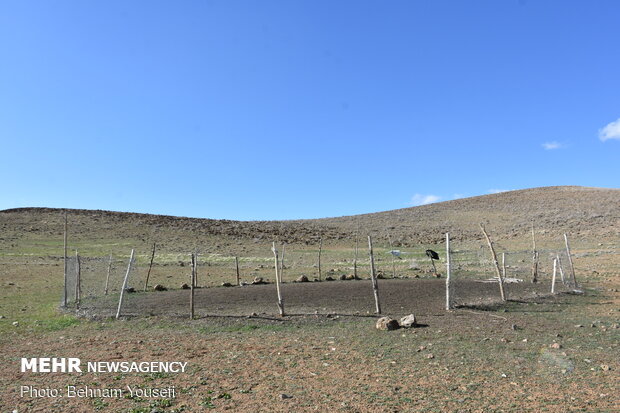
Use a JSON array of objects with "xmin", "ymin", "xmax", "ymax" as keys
[{"xmin": 62, "ymin": 240, "xmax": 577, "ymax": 318}]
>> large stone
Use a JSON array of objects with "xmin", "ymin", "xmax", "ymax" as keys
[
  {"xmin": 181, "ymin": 283, "xmax": 190, "ymax": 290},
  {"xmin": 296, "ymin": 275, "xmax": 309, "ymax": 283},
  {"xmin": 252, "ymin": 277, "xmax": 267, "ymax": 285},
  {"xmin": 376, "ymin": 317, "xmax": 400, "ymax": 331},
  {"xmin": 153, "ymin": 284, "xmax": 167, "ymax": 291},
  {"xmin": 399, "ymin": 314, "xmax": 417, "ymax": 328}
]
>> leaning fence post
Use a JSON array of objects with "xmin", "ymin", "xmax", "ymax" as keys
[
  {"xmin": 104, "ymin": 254, "xmax": 112, "ymax": 295},
  {"xmin": 479, "ymin": 224, "xmax": 507, "ymax": 301},
  {"xmin": 272, "ymin": 242, "xmax": 285, "ymax": 316},
  {"xmin": 143, "ymin": 242, "xmax": 156, "ymax": 291},
  {"xmin": 557, "ymin": 254, "xmax": 566, "ymax": 285},
  {"xmin": 116, "ymin": 249, "xmax": 135, "ymax": 319},
  {"xmin": 564, "ymin": 234, "xmax": 577, "ymax": 288},
  {"xmin": 368, "ymin": 235, "xmax": 382, "ymax": 314},
  {"xmin": 445, "ymin": 232, "xmax": 452, "ymax": 311}
]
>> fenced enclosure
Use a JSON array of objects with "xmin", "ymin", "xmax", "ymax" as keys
[{"xmin": 61, "ymin": 232, "xmax": 580, "ymax": 319}]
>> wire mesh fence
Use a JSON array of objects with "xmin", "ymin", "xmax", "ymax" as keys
[{"xmin": 62, "ymin": 236, "xmax": 578, "ymax": 319}]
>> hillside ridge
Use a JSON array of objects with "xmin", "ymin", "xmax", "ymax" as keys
[{"xmin": 1, "ymin": 186, "xmax": 618, "ymax": 249}]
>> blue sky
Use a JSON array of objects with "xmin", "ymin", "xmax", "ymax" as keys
[{"xmin": 1, "ymin": 1, "xmax": 618, "ymax": 220}]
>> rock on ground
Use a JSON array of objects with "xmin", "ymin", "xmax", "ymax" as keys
[
  {"xmin": 376, "ymin": 317, "xmax": 400, "ymax": 331},
  {"xmin": 400, "ymin": 314, "xmax": 417, "ymax": 328}
]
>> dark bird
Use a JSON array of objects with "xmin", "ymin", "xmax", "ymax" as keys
[
  {"xmin": 426, "ymin": 249, "xmax": 440, "ymax": 274},
  {"xmin": 425, "ymin": 250, "xmax": 439, "ymax": 260}
]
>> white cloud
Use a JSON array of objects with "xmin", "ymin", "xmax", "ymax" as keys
[
  {"xmin": 488, "ymin": 189, "xmax": 510, "ymax": 194},
  {"xmin": 410, "ymin": 194, "xmax": 441, "ymax": 206},
  {"xmin": 599, "ymin": 118, "xmax": 620, "ymax": 141},
  {"xmin": 542, "ymin": 141, "xmax": 562, "ymax": 150}
]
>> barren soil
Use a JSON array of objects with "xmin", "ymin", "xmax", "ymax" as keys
[{"xmin": 84, "ymin": 278, "xmax": 556, "ymax": 319}]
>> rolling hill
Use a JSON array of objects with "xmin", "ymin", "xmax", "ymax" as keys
[{"xmin": 1, "ymin": 186, "xmax": 618, "ymax": 255}]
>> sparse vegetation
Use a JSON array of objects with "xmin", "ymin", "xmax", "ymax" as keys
[{"xmin": 0, "ymin": 187, "xmax": 618, "ymax": 411}]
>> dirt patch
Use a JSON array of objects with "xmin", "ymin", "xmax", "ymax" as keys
[{"xmin": 81, "ymin": 278, "xmax": 558, "ymax": 319}]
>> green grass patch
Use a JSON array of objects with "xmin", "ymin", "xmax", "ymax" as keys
[{"xmin": 38, "ymin": 315, "xmax": 81, "ymax": 331}]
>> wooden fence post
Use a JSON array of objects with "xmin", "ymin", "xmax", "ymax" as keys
[
  {"xmin": 445, "ymin": 232, "xmax": 452, "ymax": 311},
  {"xmin": 479, "ymin": 224, "xmax": 507, "ymax": 301},
  {"xmin": 116, "ymin": 249, "xmax": 135, "ymax": 319},
  {"xmin": 193, "ymin": 252, "xmax": 199, "ymax": 287},
  {"xmin": 318, "ymin": 237, "xmax": 323, "ymax": 281},
  {"xmin": 75, "ymin": 250, "xmax": 81, "ymax": 308},
  {"xmin": 235, "ymin": 256, "xmax": 241, "ymax": 286},
  {"xmin": 272, "ymin": 242, "xmax": 285, "ymax": 316},
  {"xmin": 557, "ymin": 254, "xmax": 566, "ymax": 285},
  {"xmin": 368, "ymin": 236, "xmax": 382, "ymax": 314},
  {"xmin": 564, "ymin": 234, "xmax": 577, "ymax": 288},
  {"xmin": 353, "ymin": 223, "xmax": 359, "ymax": 279},
  {"xmin": 502, "ymin": 252, "xmax": 506, "ymax": 281},
  {"xmin": 63, "ymin": 212, "xmax": 68, "ymax": 307},
  {"xmin": 551, "ymin": 258, "xmax": 557, "ymax": 294},
  {"xmin": 104, "ymin": 254, "xmax": 112, "ymax": 295},
  {"xmin": 531, "ymin": 223, "xmax": 538, "ymax": 283},
  {"xmin": 190, "ymin": 253, "xmax": 195, "ymax": 319},
  {"xmin": 143, "ymin": 242, "xmax": 156, "ymax": 291}
]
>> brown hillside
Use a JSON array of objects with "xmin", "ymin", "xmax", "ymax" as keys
[{"xmin": 0, "ymin": 186, "xmax": 618, "ymax": 253}]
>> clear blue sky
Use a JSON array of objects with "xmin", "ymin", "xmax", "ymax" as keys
[{"xmin": 1, "ymin": 1, "xmax": 619, "ymax": 220}]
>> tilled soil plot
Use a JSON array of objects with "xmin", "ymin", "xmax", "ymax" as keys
[{"xmin": 80, "ymin": 278, "xmax": 558, "ymax": 319}]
